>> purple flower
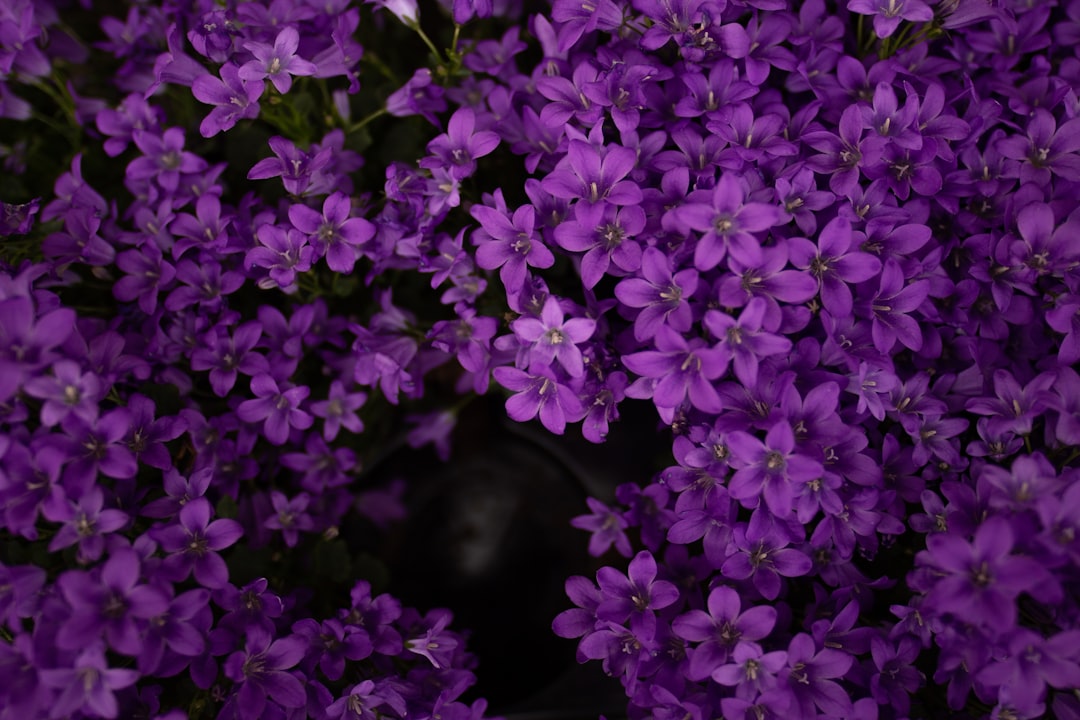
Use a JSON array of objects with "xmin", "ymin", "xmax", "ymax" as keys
[
  {"xmin": 996, "ymin": 108, "xmax": 1080, "ymax": 183},
  {"xmin": 114, "ymin": 241, "xmax": 175, "ymax": 314},
  {"xmin": 918, "ymin": 517, "xmax": 1055, "ymax": 630},
  {"xmin": 492, "ymin": 365, "xmax": 585, "ymax": 435},
  {"xmin": 238, "ymin": 26, "xmax": 317, "ymax": 94},
  {"xmin": 192, "ymin": 62, "xmax": 264, "ymax": 137},
  {"xmin": 310, "ymin": 379, "xmax": 366, "ymax": 441},
  {"xmin": 781, "ymin": 633, "xmax": 854, "ymax": 718},
  {"xmin": 247, "ymin": 224, "xmax": 315, "ymax": 291},
  {"xmin": 721, "ymin": 516, "xmax": 813, "ymax": 600},
  {"xmin": 56, "ymin": 547, "xmax": 169, "ymax": 656},
  {"xmin": 789, "ymin": 216, "xmax": 882, "ymax": 318},
  {"xmin": 236, "ymin": 374, "xmax": 313, "ymax": 445},
  {"xmin": 289, "ymin": 192, "xmax": 375, "ymax": 273},
  {"xmin": 554, "ymin": 201, "xmax": 645, "ymax": 289},
  {"xmin": 190, "ymin": 321, "xmax": 268, "ymax": 397},
  {"xmin": 511, "ymin": 296, "xmax": 596, "ymax": 377},
  {"xmin": 127, "ymin": 127, "xmax": 207, "ymax": 194},
  {"xmin": 471, "ymin": 203, "xmax": 555, "ymax": 294},
  {"xmin": 42, "ymin": 487, "xmax": 128, "ymax": 563},
  {"xmin": 726, "ymin": 422, "xmax": 824, "ymax": 519},
  {"xmin": 39, "ymin": 645, "xmax": 139, "ymax": 719},
  {"xmin": 623, "ymin": 325, "xmax": 727, "ymax": 422},
  {"xmin": 22, "ymin": 359, "xmax": 101, "ymax": 427},
  {"xmin": 847, "ymin": 0, "xmax": 933, "ymax": 38},
  {"xmin": 248, "ymin": 136, "xmax": 333, "ymax": 196},
  {"xmin": 860, "ymin": 258, "xmax": 929, "ymax": 353},
  {"xmin": 570, "ymin": 496, "xmax": 633, "ymax": 557},
  {"xmin": 366, "ymin": 0, "xmax": 420, "ymax": 24},
  {"xmin": 671, "ymin": 172, "xmax": 784, "ymax": 270},
  {"xmin": 405, "ymin": 609, "xmax": 459, "ymax": 669},
  {"xmin": 614, "ymin": 247, "xmax": 698, "ymax": 342},
  {"xmin": 713, "ymin": 642, "xmax": 788, "ymax": 701},
  {"xmin": 222, "ymin": 628, "xmax": 307, "ymax": 717},
  {"xmin": 421, "ymin": 107, "xmax": 500, "ymax": 180},
  {"xmin": 596, "ymin": 550, "xmax": 679, "ymax": 628},
  {"xmin": 151, "ymin": 497, "xmax": 243, "ymax": 589},
  {"xmin": 264, "ymin": 491, "xmax": 314, "ymax": 547},
  {"xmin": 704, "ymin": 298, "xmax": 792, "ymax": 388},
  {"xmin": 540, "ymin": 139, "xmax": 642, "ymax": 208},
  {"xmin": 672, "ymin": 586, "xmax": 778, "ymax": 681}
]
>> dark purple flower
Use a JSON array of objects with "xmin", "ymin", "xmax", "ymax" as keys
[
  {"xmin": 471, "ymin": 203, "xmax": 555, "ymax": 294},
  {"xmin": 540, "ymin": 139, "xmax": 641, "ymax": 208},
  {"xmin": 127, "ymin": 127, "xmax": 207, "ymax": 194},
  {"xmin": 222, "ymin": 627, "xmax": 307, "ymax": 717},
  {"xmin": 151, "ymin": 497, "xmax": 243, "ymax": 589},
  {"xmin": 570, "ymin": 497, "xmax": 633, "ymax": 557},
  {"xmin": 57, "ymin": 547, "xmax": 169, "ymax": 656},
  {"xmin": 246, "ymin": 224, "xmax": 315, "ymax": 291},
  {"xmin": 310, "ymin": 379, "xmax": 366, "ymax": 441},
  {"xmin": 789, "ymin": 216, "xmax": 882, "ymax": 318},
  {"xmin": 39, "ymin": 645, "xmax": 139, "ymax": 719},
  {"xmin": 780, "ymin": 633, "xmax": 854, "ymax": 718},
  {"xmin": 919, "ymin": 516, "xmax": 1056, "ymax": 630},
  {"xmin": 264, "ymin": 491, "xmax": 314, "ymax": 547},
  {"xmin": 726, "ymin": 422, "xmax": 824, "ymax": 519},
  {"xmin": 721, "ymin": 516, "xmax": 813, "ymax": 600},
  {"xmin": 554, "ymin": 201, "xmax": 645, "ymax": 289},
  {"xmin": 248, "ymin": 136, "xmax": 333, "ymax": 196},
  {"xmin": 704, "ymin": 298, "xmax": 792, "ymax": 388},
  {"xmin": 236, "ymin": 374, "xmax": 313, "ymax": 445}
]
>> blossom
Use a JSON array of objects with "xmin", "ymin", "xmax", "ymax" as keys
[
  {"xmin": 672, "ymin": 585, "xmax": 778, "ymax": 680},
  {"xmin": 670, "ymin": 172, "xmax": 784, "ymax": 270},
  {"xmin": 151, "ymin": 497, "xmax": 243, "ymax": 589},
  {"xmin": 222, "ymin": 628, "xmax": 307, "ymax": 718},
  {"xmin": 622, "ymin": 325, "xmax": 727, "ymax": 421},
  {"xmin": 238, "ymin": 26, "xmax": 317, "ymax": 94},
  {"xmin": 918, "ymin": 516, "xmax": 1056, "ymax": 630},
  {"xmin": 420, "ymin": 107, "xmax": 500, "ymax": 180},
  {"xmin": 289, "ymin": 192, "xmax": 375, "ymax": 273},
  {"xmin": 40, "ymin": 645, "xmax": 139, "ymax": 719},
  {"xmin": 192, "ymin": 63, "xmax": 264, "ymax": 137},
  {"xmin": 236, "ymin": 374, "xmax": 313, "ymax": 445},
  {"xmin": 510, "ymin": 296, "xmax": 596, "ymax": 377},
  {"xmin": 726, "ymin": 422, "xmax": 824, "ymax": 519},
  {"xmin": 492, "ymin": 365, "xmax": 585, "ymax": 435}
]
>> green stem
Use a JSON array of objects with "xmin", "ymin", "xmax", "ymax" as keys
[
  {"xmin": 347, "ymin": 107, "xmax": 388, "ymax": 133},
  {"xmin": 408, "ymin": 22, "xmax": 444, "ymax": 64}
]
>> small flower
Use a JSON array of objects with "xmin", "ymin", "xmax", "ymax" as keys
[
  {"xmin": 192, "ymin": 63, "xmax": 264, "ymax": 137},
  {"xmin": 264, "ymin": 491, "xmax": 314, "ymax": 547},
  {"xmin": 511, "ymin": 296, "xmax": 596, "ymax": 377},
  {"xmin": 151, "ymin": 497, "xmax": 243, "ymax": 589},
  {"xmin": 847, "ymin": 0, "xmax": 934, "ymax": 38},
  {"xmin": 492, "ymin": 365, "xmax": 585, "ymax": 435},
  {"xmin": 236, "ymin": 374, "xmax": 314, "ymax": 446},
  {"xmin": 222, "ymin": 627, "xmax": 307, "ymax": 718},
  {"xmin": 39, "ymin": 645, "xmax": 139, "ymax": 719},
  {"xmin": 238, "ymin": 26, "xmax": 317, "ymax": 94}
]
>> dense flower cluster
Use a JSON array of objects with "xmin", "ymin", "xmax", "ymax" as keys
[{"xmin": 2, "ymin": 0, "xmax": 1080, "ymax": 718}]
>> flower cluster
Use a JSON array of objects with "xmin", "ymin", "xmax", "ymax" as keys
[{"xmin": 2, "ymin": 0, "xmax": 1080, "ymax": 718}]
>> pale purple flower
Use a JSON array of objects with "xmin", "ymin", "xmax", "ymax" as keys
[{"xmin": 239, "ymin": 26, "xmax": 317, "ymax": 94}]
